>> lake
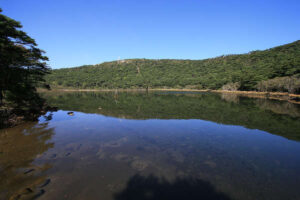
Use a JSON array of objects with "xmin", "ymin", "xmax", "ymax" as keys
[{"xmin": 1, "ymin": 91, "xmax": 300, "ymax": 200}]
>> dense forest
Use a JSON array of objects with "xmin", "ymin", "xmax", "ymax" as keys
[{"xmin": 46, "ymin": 40, "xmax": 300, "ymax": 93}]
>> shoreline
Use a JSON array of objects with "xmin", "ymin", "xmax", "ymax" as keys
[
  {"xmin": 0, "ymin": 104, "xmax": 56, "ymax": 129},
  {"xmin": 38, "ymin": 88, "xmax": 300, "ymax": 104},
  {"xmin": 3, "ymin": 88, "xmax": 299, "ymax": 129}
]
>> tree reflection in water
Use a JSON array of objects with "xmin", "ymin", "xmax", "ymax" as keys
[
  {"xmin": 114, "ymin": 174, "xmax": 232, "ymax": 200},
  {"xmin": 0, "ymin": 122, "xmax": 54, "ymax": 200},
  {"xmin": 42, "ymin": 91, "xmax": 300, "ymax": 141}
]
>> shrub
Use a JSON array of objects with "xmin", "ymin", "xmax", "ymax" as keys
[
  {"xmin": 221, "ymin": 82, "xmax": 241, "ymax": 91},
  {"xmin": 256, "ymin": 75, "xmax": 300, "ymax": 94}
]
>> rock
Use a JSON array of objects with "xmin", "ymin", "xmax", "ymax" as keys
[{"xmin": 67, "ymin": 112, "xmax": 74, "ymax": 116}]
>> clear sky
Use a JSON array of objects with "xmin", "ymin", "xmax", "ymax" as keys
[{"xmin": 1, "ymin": 0, "xmax": 300, "ymax": 69}]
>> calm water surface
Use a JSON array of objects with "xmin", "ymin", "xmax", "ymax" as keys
[{"xmin": 1, "ymin": 92, "xmax": 300, "ymax": 200}]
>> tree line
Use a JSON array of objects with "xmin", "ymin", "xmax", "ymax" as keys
[{"xmin": 46, "ymin": 40, "xmax": 300, "ymax": 93}]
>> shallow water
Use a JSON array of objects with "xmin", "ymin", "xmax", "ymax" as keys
[{"xmin": 1, "ymin": 91, "xmax": 300, "ymax": 200}]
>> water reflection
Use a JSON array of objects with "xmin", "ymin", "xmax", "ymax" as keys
[
  {"xmin": 114, "ymin": 174, "xmax": 232, "ymax": 200},
  {"xmin": 26, "ymin": 110, "xmax": 299, "ymax": 200},
  {"xmin": 0, "ymin": 122, "xmax": 54, "ymax": 200},
  {"xmin": 1, "ymin": 91, "xmax": 300, "ymax": 200},
  {"xmin": 42, "ymin": 91, "xmax": 300, "ymax": 141}
]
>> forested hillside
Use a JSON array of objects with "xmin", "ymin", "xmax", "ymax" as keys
[{"xmin": 46, "ymin": 40, "xmax": 300, "ymax": 93}]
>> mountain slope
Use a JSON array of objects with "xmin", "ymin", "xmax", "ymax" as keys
[{"xmin": 46, "ymin": 40, "xmax": 300, "ymax": 92}]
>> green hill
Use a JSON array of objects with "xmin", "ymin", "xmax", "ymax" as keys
[{"xmin": 46, "ymin": 40, "xmax": 300, "ymax": 93}]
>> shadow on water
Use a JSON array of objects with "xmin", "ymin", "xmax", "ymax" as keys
[
  {"xmin": 114, "ymin": 174, "xmax": 232, "ymax": 200},
  {"xmin": 0, "ymin": 122, "xmax": 54, "ymax": 200}
]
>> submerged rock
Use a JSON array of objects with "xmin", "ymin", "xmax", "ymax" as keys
[
  {"xmin": 33, "ymin": 189, "xmax": 45, "ymax": 199},
  {"xmin": 131, "ymin": 159, "xmax": 149, "ymax": 171},
  {"xmin": 65, "ymin": 152, "xmax": 71, "ymax": 156},
  {"xmin": 39, "ymin": 179, "xmax": 51, "ymax": 188},
  {"xmin": 204, "ymin": 160, "xmax": 217, "ymax": 168},
  {"xmin": 24, "ymin": 168, "xmax": 35, "ymax": 174},
  {"xmin": 96, "ymin": 148, "xmax": 106, "ymax": 159}
]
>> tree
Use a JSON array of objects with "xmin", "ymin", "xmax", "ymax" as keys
[{"xmin": 0, "ymin": 8, "xmax": 49, "ymax": 106}]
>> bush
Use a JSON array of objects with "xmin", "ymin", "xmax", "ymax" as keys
[
  {"xmin": 221, "ymin": 82, "xmax": 241, "ymax": 91},
  {"xmin": 256, "ymin": 75, "xmax": 300, "ymax": 93}
]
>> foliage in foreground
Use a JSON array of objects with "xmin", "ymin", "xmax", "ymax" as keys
[
  {"xmin": 0, "ymin": 8, "xmax": 49, "ymax": 109},
  {"xmin": 46, "ymin": 40, "xmax": 300, "ymax": 93}
]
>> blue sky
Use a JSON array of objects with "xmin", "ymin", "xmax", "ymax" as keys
[{"xmin": 1, "ymin": 0, "xmax": 300, "ymax": 69}]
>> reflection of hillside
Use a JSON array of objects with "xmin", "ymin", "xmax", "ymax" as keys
[
  {"xmin": 42, "ymin": 91, "xmax": 300, "ymax": 140},
  {"xmin": 254, "ymin": 99, "xmax": 300, "ymax": 117},
  {"xmin": 0, "ymin": 122, "xmax": 54, "ymax": 200},
  {"xmin": 221, "ymin": 93, "xmax": 239, "ymax": 103}
]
